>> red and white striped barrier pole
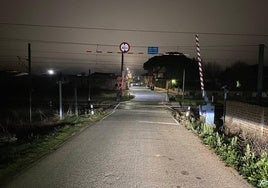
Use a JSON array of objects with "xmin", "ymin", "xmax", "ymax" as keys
[{"xmin": 195, "ymin": 34, "xmax": 205, "ymax": 98}]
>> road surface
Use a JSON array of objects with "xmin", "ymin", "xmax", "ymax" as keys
[{"xmin": 5, "ymin": 86, "xmax": 251, "ymax": 188}]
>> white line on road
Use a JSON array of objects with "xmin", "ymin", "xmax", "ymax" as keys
[
  {"xmin": 100, "ymin": 110, "xmax": 115, "ymax": 121},
  {"xmin": 114, "ymin": 103, "xmax": 121, "ymax": 109},
  {"xmin": 171, "ymin": 115, "xmax": 180, "ymax": 126},
  {"xmin": 100, "ymin": 103, "xmax": 120, "ymax": 121},
  {"xmin": 138, "ymin": 121, "xmax": 178, "ymax": 125},
  {"xmin": 122, "ymin": 109, "xmax": 167, "ymax": 113}
]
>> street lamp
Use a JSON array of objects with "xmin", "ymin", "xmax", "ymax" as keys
[
  {"xmin": 47, "ymin": 69, "xmax": 55, "ymax": 75},
  {"xmin": 222, "ymin": 85, "xmax": 229, "ymax": 124},
  {"xmin": 58, "ymin": 73, "xmax": 63, "ymax": 120},
  {"xmin": 47, "ymin": 69, "xmax": 63, "ymax": 120}
]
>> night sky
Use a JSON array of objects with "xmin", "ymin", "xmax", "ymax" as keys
[{"xmin": 0, "ymin": 0, "xmax": 268, "ymax": 75}]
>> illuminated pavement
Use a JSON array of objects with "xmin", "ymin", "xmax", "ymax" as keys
[
  {"xmin": 5, "ymin": 87, "xmax": 251, "ymax": 188},
  {"xmin": 129, "ymin": 86, "xmax": 168, "ymax": 103}
]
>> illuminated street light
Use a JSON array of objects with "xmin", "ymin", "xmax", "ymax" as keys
[
  {"xmin": 47, "ymin": 69, "xmax": 55, "ymax": 75},
  {"xmin": 171, "ymin": 79, "xmax": 177, "ymax": 86},
  {"xmin": 47, "ymin": 69, "xmax": 63, "ymax": 120},
  {"xmin": 58, "ymin": 73, "xmax": 63, "ymax": 120}
]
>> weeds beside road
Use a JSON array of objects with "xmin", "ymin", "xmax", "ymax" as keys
[
  {"xmin": 0, "ymin": 111, "xmax": 111, "ymax": 185},
  {"xmin": 179, "ymin": 116, "xmax": 268, "ymax": 188},
  {"xmin": 161, "ymin": 89, "xmax": 268, "ymax": 187},
  {"xmin": 0, "ymin": 89, "xmax": 133, "ymax": 185}
]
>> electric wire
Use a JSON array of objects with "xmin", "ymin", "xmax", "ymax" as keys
[{"xmin": 1, "ymin": 22, "xmax": 268, "ymax": 37}]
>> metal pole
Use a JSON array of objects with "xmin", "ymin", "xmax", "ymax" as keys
[
  {"xmin": 59, "ymin": 74, "xmax": 63, "ymax": 120},
  {"xmin": 195, "ymin": 34, "xmax": 209, "ymax": 103},
  {"xmin": 182, "ymin": 69, "xmax": 185, "ymax": 100},
  {"xmin": 120, "ymin": 52, "xmax": 124, "ymax": 100},
  {"xmin": 74, "ymin": 85, "xmax": 78, "ymax": 116},
  {"xmin": 257, "ymin": 44, "xmax": 265, "ymax": 103},
  {"xmin": 88, "ymin": 69, "xmax": 91, "ymax": 102},
  {"xmin": 121, "ymin": 52, "xmax": 124, "ymax": 78},
  {"xmin": 223, "ymin": 91, "xmax": 227, "ymax": 124},
  {"xmin": 195, "ymin": 35, "xmax": 205, "ymax": 97},
  {"xmin": 28, "ymin": 43, "xmax": 32, "ymax": 123}
]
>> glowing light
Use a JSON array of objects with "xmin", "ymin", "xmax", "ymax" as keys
[
  {"xmin": 171, "ymin": 79, "xmax": 177, "ymax": 85},
  {"xmin": 236, "ymin": 80, "xmax": 241, "ymax": 88},
  {"xmin": 47, "ymin": 69, "xmax": 55, "ymax": 75}
]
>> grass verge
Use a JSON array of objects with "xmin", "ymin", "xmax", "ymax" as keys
[{"xmin": 0, "ymin": 111, "xmax": 111, "ymax": 185}]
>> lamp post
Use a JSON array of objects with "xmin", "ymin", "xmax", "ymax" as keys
[
  {"xmin": 182, "ymin": 69, "xmax": 185, "ymax": 100},
  {"xmin": 47, "ymin": 69, "xmax": 63, "ymax": 120},
  {"xmin": 58, "ymin": 73, "xmax": 63, "ymax": 120},
  {"xmin": 74, "ymin": 83, "xmax": 78, "ymax": 117},
  {"xmin": 28, "ymin": 43, "xmax": 32, "ymax": 123},
  {"xmin": 222, "ymin": 85, "xmax": 229, "ymax": 124}
]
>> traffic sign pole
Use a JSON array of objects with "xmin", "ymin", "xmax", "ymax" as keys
[
  {"xmin": 119, "ymin": 42, "xmax": 130, "ymax": 79},
  {"xmin": 121, "ymin": 52, "xmax": 124, "ymax": 78},
  {"xmin": 118, "ymin": 42, "xmax": 130, "ymax": 101}
]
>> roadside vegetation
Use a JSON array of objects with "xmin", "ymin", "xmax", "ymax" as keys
[
  {"xmin": 0, "ymin": 108, "xmax": 112, "ymax": 184},
  {"xmin": 0, "ymin": 89, "xmax": 133, "ymax": 185},
  {"xmin": 180, "ymin": 115, "xmax": 268, "ymax": 188},
  {"xmin": 0, "ymin": 115, "xmax": 102, "ymax": 184}
]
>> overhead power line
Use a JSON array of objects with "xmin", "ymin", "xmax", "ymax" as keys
[
  {"xmin": 1, "ymin": 22, "xmax": 268, "ymax": 37},
  {"xmin": 0, "ymin": 47, "xmax": 260, "ymax": 57},
  {"xmin": 0, "ymin": 37, "xmax": 114, "ymax": 47},
  {"xmin": 0, "ymin": 37, "xmax": 261, "ymax": 49}
]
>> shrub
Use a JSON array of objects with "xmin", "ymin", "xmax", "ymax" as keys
[
  {"xmin": 186, "ymin": 118, "xmax": 268, "ymax": 187},
  {"xmin": 222, "ymin": 137, "xmax": 240, "ymax": 167},
  {"xmin": 246, "ymin": 152, "xmax": 268, "ymax": 187},
  {"xmin": 255, "ymin": 153, "xmax": 268, "ymax": 187},
  {"xmin": 240, "ymin": 144, "xmax": 256, "ymax": 180}
]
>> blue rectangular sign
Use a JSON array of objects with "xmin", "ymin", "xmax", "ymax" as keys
[{"xmin": 148, "ymin": 47, "xmax": 158, "ymax": 54}]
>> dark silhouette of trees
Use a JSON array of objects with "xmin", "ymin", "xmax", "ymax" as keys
[
  {"xmin": 143, "ymin": 54, "xmax": 193, "ymax": 78},
  {"xmin": 219, "ymin": 61, "xmax": 268, "ymax": 91},
  {"xmin": 143, "ymin": 55, "xmax": 267, "ymax": 92},
  {"xmin": 143, "ymin": 54, "xmax": 200, "ymax": 89},
  {"xmin": 203, "ymin": 62, "xmax": 224, "ymax": 90}
]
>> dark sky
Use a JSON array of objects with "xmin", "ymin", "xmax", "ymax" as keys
[{"xmin": 0, "ymin": 0, "xmax": 268, "ymax": 75}]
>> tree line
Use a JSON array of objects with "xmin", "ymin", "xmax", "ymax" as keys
[{"xmin": 143, "ymin": 54, "xmax": 267, "ymax": 92}]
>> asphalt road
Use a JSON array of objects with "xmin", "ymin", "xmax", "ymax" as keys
[{"xmin": 5, "ymin": 87, "xmax": 251, "ymax": 188}]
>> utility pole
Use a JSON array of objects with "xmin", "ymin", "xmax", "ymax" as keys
[
  {"xmin": 59, "ymin": 73, "xmax": 63, "ymax": 120},
  {"xmin": 257, "ymin": 44, "xmax": 265, "ymax": 104},
  {"xmin": 28, "ymin": 43, "xmax": 32, "ymax": 123},
  {"xmin": 88, "ymin": 69, "xmax": 91, "ymax": 102},
  {"xmin": 182, "ymin": 69, "xmax": 185, "ymax": 100},
  {"xmin": 74, "ymin": 80, "xmax": 78, "ymax": 116}
]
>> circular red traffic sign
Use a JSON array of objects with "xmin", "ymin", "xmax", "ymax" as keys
[{"xmin": 119, "ymin": 42, "xmax": 130, "ymax": 53}]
